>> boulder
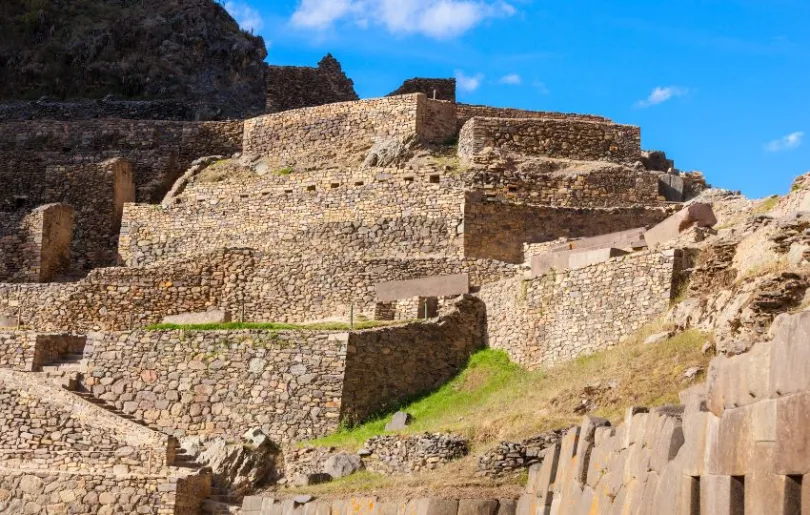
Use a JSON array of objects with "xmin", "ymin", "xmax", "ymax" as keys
[
  {"xmin": 294, "ymin": 473, "xmax": 332, "ymax": 487},
  {"xmin": 644, "ymin": 332, "xmax": 672, "ymax": 345},
  {"xmin": 162, "ymin": 309, "xmax": 232, "ymax": 325},
  {"xmin": 323, "ymin": 453, "xmax": 364, "ymax": 479},
  {"xmin": 385, "ymin": 411, "xmax": 413, "ymax": 431}
]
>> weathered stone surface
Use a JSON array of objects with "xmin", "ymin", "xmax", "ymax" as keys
[
  {"xmin": 457, "ymin": 499, "xmax": 498, "ymax": 515},
  {"xmin": 323, "ymin": 453, "xmax": 364, "ymax": 479},
  {"xmin": 644, "ymin": 203, "xmax": 717, "ymax": 247},
  {"xmin": 376, "ymin": 274, "xmax": 469, "ymax": 303},
  {"xmin": 384, "ymin": 411, "xmax": 413, "ymax": 431},
  {"xmin": 162, "ymin": 309, "xmax": 232, "ymax": 325},
  {"xmin": 774, "ymin": 391, "xmax": 810, "ymax": 475}
]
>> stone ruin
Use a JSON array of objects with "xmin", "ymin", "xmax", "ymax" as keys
[{"xmin": 2, "ymin": 57, "xmax": 807, "ymax": 514}]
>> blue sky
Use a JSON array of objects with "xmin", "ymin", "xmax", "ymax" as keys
[{"xmin": 222, "ymin": 0, "xmax": 809, "ymax": 198}]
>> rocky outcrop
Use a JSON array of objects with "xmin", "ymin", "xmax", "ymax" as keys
[
  {"xmin": 0, "ymin": 0, "xmax": 268, "ymax": 119},
  {"xmin": 265, "ymin": 54, "xmax": 358, "ymax": 113}
]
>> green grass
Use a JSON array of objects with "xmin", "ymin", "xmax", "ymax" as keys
[
  {"xmin": 753, "ymin": 195, "xmax": 780, "ymax": 215},
  {"xmin": 145, "ymin": 320, "xmax": 408, "ymax": 332},
  {"xmin": 274, "ymin": 167, "xmax": 295, "ymax": 176},
  {"xmin": 311, "ymin": 349, "xmax": 528, "ymax": 449},
  {"xmin": 307, "ymin": 324, "xmax": 712, "ymax": 452}
]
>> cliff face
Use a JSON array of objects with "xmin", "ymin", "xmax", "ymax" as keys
[{"xmin": 0, "ymin": 0, "xmax": 268, "ymax": 118}]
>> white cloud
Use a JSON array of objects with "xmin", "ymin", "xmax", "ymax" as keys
[
  {"xmin": 635, "ymin": 86, "xmax": 689, "ymax": 108},
  {"xmin": 764, "ymin": 131, "xmax": 804, "ymax": 152},
  {"xmin": 225, "ymin": 1, "xmax": 264, "ymax": 32},
  {"xmin": 456, "ymin": 70, "xmax": 484, "ymax": 92},
  {"xmin": 290, "ymin": 0, "xmax": 516, "ymax": 39},
  {"xmin": 499, "ymin": 74, "xmax": 521, "ymax": 85}
]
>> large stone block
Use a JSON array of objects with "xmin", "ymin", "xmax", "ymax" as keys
[
  {"xmin": 678, "ymin": 411, "xmax": 712, "ymax": 477},
  {"xmin": 457, "ymin": 499, "xmax": 498, "ymax": 515},
  {"xmin": 706, "ymin": 343, "xmax": 772, "ymax": 417},
  {"xmin": 770, "ymin": 310, "xmax": 810, "ymax": 397},
  {"xmin": 550, "ymin": 227, "xmax": 647, "ymax": 254},
  {"xmin": 774, "ymin": 391, "xmax": 810, "ymax": 475},
  {"xmin": 375, "ymin": 274, "xmax": 469, "ymax": 302},
  {"xmin": 707, "ymin": 406, "xmax": 752, "ymax": 476},
  {"xmin": 162, "ymin": 309, "xmax": 232, "ymax": 325},
  {"xmin": 700, "ymin": 475, "xmax": 745, "ymax": 515},
  {"xmin": 534, "ymin": 444, "xmax": 561, "ymax": 505},
  {"xmin": 745, "ymin": 443, "xmax": 787, "ymax": 515},
  {"xmin": 568, "ymin": 248, "xmax": 630, "ymax": 271},
  {"xmin": 644, "ymin": 203, "xmax": 717, "ymax": 247}
]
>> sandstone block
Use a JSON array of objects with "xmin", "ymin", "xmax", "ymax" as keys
[
  {"xmin": 774, "ymin": 391, "xmax": 810, "ymax": 475},
  {"xmin": 375, "ymin": 274, "xmax": 469, "ymax": 302},
  {"xmin": 644, "ymin": 203, "xmax": 717, "ymax": 247},
  {"xmin": 568, "ymin": 248, "xmax": 629, "ymax": 271},
  {"xmin": 457, "ymin": 499, "xmax": 498, "ymax": 515},
  {"xmin": 385, "ymin": 411, "xmax": 412, "ymax": 431},
  {"xmin": 700, "ymin": 475, "xmax": 745, "ymax": 515},
  {"xmin": 707, "ymin": 406, "xmax": 752, "ymax": 476},
  {"xmin": 496, "ymin": 499, "xmax": 516, "ymax": 515},
  {"xmin": 162, "ymin": 309, "xmax": 232, "ymax": 325},
  {"xmin": 534, "ymin": 444, "xmax": 561, "ymax": 505},
  {"xmin": 770, "ymin": 310, "xmax": 810, "ymax": 397}
]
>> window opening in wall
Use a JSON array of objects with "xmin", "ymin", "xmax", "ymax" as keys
[
  {"xmin": 785, "ymin": 475, "xmax": 803, "ymax": 515},
  {"xmin": 430, "ymin": 175, "xmax": 440, "ymax": 184},
  {"xmin": 13, "ymin": 196, "xmax": 27, "ymax": 209},
  {"xmin": 240, "ymin": 193, "xmax": 249, "ymax": 198},
  {"xmin": 731, "ymin": 476, "xmax": 745, "ymax": 515},
  {"xmin": 284, "ymin": 189, "xmax": 293, "ymax": 195},
  {"xmin": 307, "ymin": 185, "xmax": 316, "ymax": 192},
  {"xmin": 331, "ymin": 183, "xmax": 340, "ymax": 189},
  {"xmin": 508, "ymin": 185, "xmax": 518, "ymax": 193},
  {"xmin": 355, "ymin": 181, "xmax": 364, "ymax": 186},
  {"xmin": 687, "ymin": 476, "xmax": 700, "ymax": 515},
  {"xmin": 404, "ymin": 177, "xmax": 414, "ymax": 183}
]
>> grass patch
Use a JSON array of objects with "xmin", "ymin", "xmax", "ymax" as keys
[
  {"xmin": 274, "ymin": 167, "xmax": 294, "ymax": 176},
  {"xmin": 753, "ymin": 195, "xmax": 780, "ymax": 215},
  {"xmin": 308, "ymin": 323, "xmax": 711, "ymax": 452},
  {"xmin": 145, "ymin": 320, "xmax": 407, "ymax": 331},
  {"xmin": 198, "ymin": 159, "xmax": 257, "ymax": 183}
]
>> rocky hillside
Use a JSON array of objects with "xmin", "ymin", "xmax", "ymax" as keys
[{"xmin": 0, "ymin": 0, "xmax": 268, "ymax": 118}]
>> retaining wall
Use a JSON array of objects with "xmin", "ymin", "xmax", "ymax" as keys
[
  {"xmin": 0, "ymin": 203, "xmax": 73, "ymax": 282},
  {"xmin": 458, "ymin": 117, "xmax": 641, "ymax": 164},
  {"xmin": 478, "ymin": 250, "xmax": 681, "ymax": 368}
]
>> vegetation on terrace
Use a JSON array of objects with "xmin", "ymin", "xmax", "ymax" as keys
[{"xmin": 285, "ymin": 323, "xmax": 712, "ymax": 497}]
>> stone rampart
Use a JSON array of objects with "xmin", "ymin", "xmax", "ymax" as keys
[
  {"xmin": 81, "ymin": 296, "xmax": 484, "ymax": 441},
  {"xmin": 0, "ymin": 203, "xmax": 73, "ymax": 282},
  {"xmin": 467, "ymin": 167, "xmax": 661, "ymax": 208},
  {"xmin": 458, "ymin": 117, "xmax": 641, "ymax": 164},
  {"xmin": 463, "ymin": 195, "xmax": 671, "ymax": 263},
  {"xmin": 0, "ymin": 119, "xmax": 243, "ymax": 204},
  {"xmin": 478, "ymin": 250, "xmax": 681, "ymax": 368},
  {"xmin": 265, "ymin": 54, "xmax": 358, "ymax": 113},
  {"xmin": 120, "ymin": 167, "xmax": 466, "ymax": 267},
  {"xmin": 243, "ymin": 94, "xmax": 456, "ymax": 170},
  {"xmin": 0, "ymin": 248, "xmax": 515, "ymax": 332},
  {"xmin": 456, "ymin": 104, "xmax": 611, "ymax": 131}
]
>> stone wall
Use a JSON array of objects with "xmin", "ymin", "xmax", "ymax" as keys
[
  {"xmin": 243, "ymin": 94, "xmax": 456, "ymax": 170},
  {"xmin": 458, "ymin": 117, "xmax": 641, "ymax": 164},
  {"xmin": 120, "ymin": 167, "xmax": 466, "ymax": 267},
  {"xmin": 84, "ymin": 329, "xmax": 348, "ymax": 443},
  {"xmin": 456, "ymin": 104, "xmax": 610, "ymax": 131},
  {"xmin": 0, "ymin": 332, "xmax": 84, "ymax": 372},
  {"xmin": 79, "ymin": 296, "xmax": 486, "ymax": 441},
  {"xmin": 388, "ymin": 78, "xmax": 456, "ymax": 102},
  {"xmin": 0, "ymin": 98, "xmax": 204, "ymax": 121},
  {"xmin": 0, "ymin": 203, "xmax": 73, "ymax": 282},
  {"xmin": 467, "ymin": 167, "xmax": 661, "ymax": 208},
  {"xmin": 0, "ymin": 119, "xmax": 244, "ymax": 204},
  {"xmin": 265, "ymin": 55, "xmax": 358, "ymax": 113},
  {"xmin": 0, "ymin": 248, "xmax": 517, "ymax": 332},
  {"xmin": 342, "ymin": 295, "xmax": 486, "ymax": 423},
  {"xmin": 0, "ymin": 470, "xmax": 204, "ymax": 515},
  {"xmin": 478, "ymin": 250, "xmax": 681, "ymax": 368},
  {"xmin": 0, "ymin": 369, "xmax": 169, "ymax": 476},
  {"xmin": 464, "ymin": 195, "xmax": 670, "ymax": 263}
]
